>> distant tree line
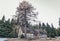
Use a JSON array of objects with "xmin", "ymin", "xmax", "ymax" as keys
[
  {"xmin": 31, "ymin": 22, "xmax": 60, "ymax": 38},
  {"xmin": 0, "ymin": 16, "xmax": 60, "ymax": 38},
  {"xmin": 0, "ymin": 16, "xmax": 18, "ymax": 38}
]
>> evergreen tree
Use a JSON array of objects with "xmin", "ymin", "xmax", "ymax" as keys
[
  {"xmin": 39, "ymin": 22, "xmax": 41, "ymax": 29},
  {"xmin": 46, "ymin": 23, "xmax": 52, "ymax": 37},
  {"xmin": 32, "ymin": 24, "xmax": 39, "ymax": 29},
  {"xmin": 41, "ymin": 23, "xmax": 46, "ymax": 29},
  {"xmin": 2, "ymin": 15, "xmax": 5, "ymax": 22},
  {"xmin": 51, "ymin": 24, "xmax": 56, "ymax": 37},
  {"xmin": 14, "ymin": 1, "xmax": 38, "ymax": 37},
  {"xmin": 57, "ymin": 28, "xmax": 60, "ymax": 36},
  {"xmin": 0, "ymin": 16, "xmax": 14, "ymax": 38}
]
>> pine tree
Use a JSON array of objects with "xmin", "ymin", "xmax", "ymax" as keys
[
  {"xmin": 2, "ymin": 15, "xmax": 5, "ymax": 22},
  {"xmin": 14, "ymin": 1, "xmax": 38, "ymax": 38},
  {"xmin": 0, "ymin": 16, "xmax": 14, "ymax": 38},
  {"xmin": 39, "ymin": 22, "xmax": 41, "ymax": 29},
  {"xmin": 51, "ymin": 24, "xmax": 56, "ymax": 37},
  {"xmin": 41, "ymin": 23, "xmax": 46, "ymax": 29},
  {"xmin": 46, "ymin": 23, "xmax": 52, "ymax": 37}
]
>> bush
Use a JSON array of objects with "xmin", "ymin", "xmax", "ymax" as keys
[{"xmin": 20, "ymin": 34, "xmax": 25, "ymax": 38}]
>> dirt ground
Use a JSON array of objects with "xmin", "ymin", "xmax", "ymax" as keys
[{"xmin": 5, "ymin": 38, "xmax": 60, "ymax": 41}]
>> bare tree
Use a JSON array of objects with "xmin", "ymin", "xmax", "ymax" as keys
[{"xmin": 14, "ymin": 1, "xmax": 38, "ymax": 38}]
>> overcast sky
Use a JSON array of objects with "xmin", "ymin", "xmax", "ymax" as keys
[{"xmin": 0, "ymin": 0, "xmax": 60, "ymax": 28}]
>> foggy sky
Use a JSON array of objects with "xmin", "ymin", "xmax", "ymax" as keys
[{"xmin": 0, "ymin": 0, "xmax": 60, "ymax": 28}]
